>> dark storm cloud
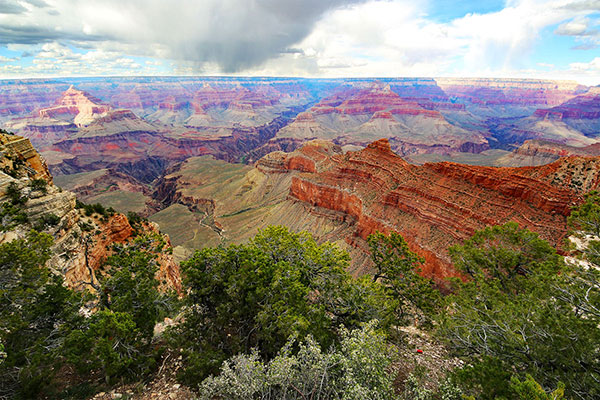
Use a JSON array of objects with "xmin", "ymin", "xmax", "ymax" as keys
[
  {"xmin": 0, "ymin": 24, "xmax": 109, "ymax": 45},
  {"xmin": 132, "ymin": 0, "xmax": 368, "ymax": 72},
  {"xmin": 0, "ymin": 0, "xmax": 367, "ymax": 73},
  {"xmin": 0, "ymin": 0, "xmax": 27, "ymax": 14}
]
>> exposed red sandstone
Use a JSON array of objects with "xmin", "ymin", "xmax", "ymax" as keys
[
  {"xmin": 269, "ymin": 138, "xmax": 599, "ymax": 283},
  {"xmin": 0, "ymin": 133, "xmax": 53, "ymax": 182},
  {"xmin": 64, "ymin": 214, "xmax": 181, "ymax": 293},
  {"xmin": 38, "ymin": 86, "xmax": 112, "ymax": 126},
  {"xmin": 499, "ymin": 140, "xmax": 600, "ymax": 167}
]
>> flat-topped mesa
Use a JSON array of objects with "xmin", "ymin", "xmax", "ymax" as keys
[
  {"xmin": 285, "ymin": 138, "xmax": 600, "ymax": 283},
  {"xmin": 436, "ymin": 78, "xmax": 586, "ymax": 107},
  {"xmin": 325, "ymin": 85, "xmax": 445, "ymax": 118},
  {"xmin": 517, "ymin": 140, "xmax": 600, "ymax": 158},
  {"xmin": 277, "ymin": 83, "xmax": 488, "ymax": 157}
]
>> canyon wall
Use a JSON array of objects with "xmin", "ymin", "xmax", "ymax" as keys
[{"xmin": 0, "ymin": 132, "xmax": 181, "ymax": 292}]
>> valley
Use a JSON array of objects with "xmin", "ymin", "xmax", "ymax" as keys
[{"xmin": 2, "ymin": 76, "xmax": 600, "ymax": 279}]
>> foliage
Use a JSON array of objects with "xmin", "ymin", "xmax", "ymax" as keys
[
  {"xmin": 0, "ymin": 202, "xmax": 28, "ymax": 232},
  {"xmin": 568, "ymin": 190, "xmax": 600, "ymax": 236},
  {"xmin": 0, "ymin": 230, "xmax": 83, "ymax": 398},
  {"xmin": 64, "ymin": 234, "xmax": 174, "ymax": 384},
  {"xmin": 368, "ymin": 231, "xmax": 440, "ymax": 324},
  {"xmin": 76, "ymin": 200, "xmax": 115, "ymax": 218},
  {"xmin": 64, "ymin": 310, "xmax": 154, "ymax": 385},
  {"xmin": 402, "ymin": 373, "xmax": 434, "ymax": 400},
  {"xmin": 401, "ymin": 370, "xmax": 463, "ymax": 400},
  {"xmin": 447, "ymin": 222, "xmax": 563, "ymax": 293},
  {"xmin": 173, "ymin": 226, "xmax": 393, "ymax": 385},
  {"xmin": 199, "ymin": 321, "xmax": 396, "ymax": 400},
  {"xmin": 33, "ymin": 212, "xmax": 61, "ymax": 231},
  {"xmin": 439, "ymin": 222, "xmax": 600, "ymax": 399},
  {"xmin": 29, "ymin": 178, "xmax": 48, "ymax": 194},
  {"xmin": 101, "ymin": 234, "xmax": 174, "ymax": 336},
  {"xmin": 6, "ymin": 182, "xmax": 26, "ymax": 205},
  {"xmin": 510, "ymin": 375, "xmax": 565, "ymax": 400},
  {"xmin": 126, "ymin": 211, "xmax": 148, "ymax": 236}
]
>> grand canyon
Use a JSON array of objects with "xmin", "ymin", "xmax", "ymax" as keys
[
  {"xmin": 2, "ymin": 75, "xmax": 600, "ymax": 400},
  {"xmin": 5, "ymin": 0, "xmax": 600, "ymax": 397},
  {"xmin": 2, "ymin": 76, "xmax": 599, "ymax": 281}
]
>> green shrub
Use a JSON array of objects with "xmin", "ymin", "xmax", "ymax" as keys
[
  {"xmin": 0, "ymin": 231, "xmax": 83, "ymax": 398},
  {"xmin": 199, "ymin": 321, "xmax": 396, "ymax": 400},
  {"xmin": 33, "ymin": 213, "xmax": 61, "ymax": 231},
  {"xmin": 368, "ymin": 231, "xmax": 441, "ymax": 325},
  {"xmin": 64, "ymin": 235, "xmax": 176, "ymax": 385},
  {"xmin": 6, "ymin": 182, "xmax": 26, "ymax": 205},
  {"xmin": 438, "ymin": 222, "xmax": 600, "ymax": 399},
  {"xmin": 76, "ymin": 200, "xmax": 114, "ymax": 218},
  {"xmin": 172, "ymin": 226, "xmax": 393, "ymax": 385},
  {"xmin": 29, "ymin": 178, "xmax": 48, "ymax": 194},
  {"xmin": 0, "ymin": 203, "xmax": 28, "ymax": 231}
]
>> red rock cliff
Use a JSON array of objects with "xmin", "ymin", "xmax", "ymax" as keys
[{"xmin": 278, "ymin": 138, "xmax": 598, "ymax": 283}]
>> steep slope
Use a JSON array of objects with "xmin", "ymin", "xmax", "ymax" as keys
[
  {"xmin": 532, "ymin": 86, "xmax": 600, "ymax": 137},
  {"xmin": 38, "ymin": 85, "xmax": 112, "ymax": 126},
  {"xmin": 152, "ymin": 138, "xmax": 598, "ymax": 283},
  {"xmin": 0, "ymin": 79, "xmax": 69, "ymax": 123},
  {"xmin": 150, "ymin": 141, "xmax": 354, "ymax": 262},
  {"xmin": 0, "ymin": 132, "xmax": 181, "ymax": 291},
  {"xmin": 436, "ymin": 78, "xmax": 585, "ymax": 109},
  {"xmin": 2, "ymin": 77, "xmax": 597, "ymax": 172}
]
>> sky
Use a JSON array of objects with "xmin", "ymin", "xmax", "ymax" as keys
[{"xmin": 0, "ymin": 0, "xmax": 599, "ymax": 84}]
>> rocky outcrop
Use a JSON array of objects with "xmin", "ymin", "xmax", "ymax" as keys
[
  {"xmin": 533, "ymin": 88, "xmax": 600, "ymax": 120},
  {"xmin": 152, "ymin": 138, "xmax": 598, "ymax": 285},
  {"xmin": 38, "ymin": 86, "xmax": 111, "ymax": 127},
  {"xmin": 0, "ymin": 132, "xmax": 52, "ymax": 182},
  {"xmin": 0, "ymin": 134, "xmax": 181, "ymax": 292},
  {"xmin": 436, "ymin": 78, "xmax": 586, "ymax": 107},
  {"xmin": 46, "ymin": 113, "xmax": 293, "ymax": 177},
  {"xmin": 3, "ymin": 77, "xmax": 598, "ymax": 174},
  {"xmin": 277, "ymin": 83, "xmax": 488, "ymax": 156},
  {"xmin": 275, "ymin": 139, "xmax": 597, "ymax": 282}
]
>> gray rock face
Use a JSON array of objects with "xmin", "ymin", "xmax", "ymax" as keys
[{"xmin": 25, "ymin": 187, "xmax": 76, "ymax": 222}]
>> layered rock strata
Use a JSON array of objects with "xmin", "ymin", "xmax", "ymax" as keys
[
  {"xmin": 153, "ymin": 138, "xmax": 598, "ymax": 284},
  {"xmin": 267, "ymin": 139, "xmax": 597, "ymax": 281},
  {"xmin": 0, "ymin": 133, "xmax": 181, "ymax": 292}
]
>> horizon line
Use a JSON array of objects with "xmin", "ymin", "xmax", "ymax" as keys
[{"xmin": 0, "ymin": 75, "xmax": 595, "ymax": 85}]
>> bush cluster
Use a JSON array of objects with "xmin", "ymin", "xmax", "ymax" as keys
[
  {"xmin": 2, "ymin": 192, "xmax": 600, "ymax": 399},
  {"xmin": 76, "ymin": 200, "xmax": 115, "ymax": 218}
]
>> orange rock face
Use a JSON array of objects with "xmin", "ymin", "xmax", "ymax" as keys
[
  {"xmin": 273, "ymin": 139, "xmax": 600, "ymax": 283},
  {"xmin": 65, "ymin": 214, "xmax": 181, "ymax": 293},
  {"xmin": 0, "ymin": 133, "xmax": 53, "ymax": 182}
]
